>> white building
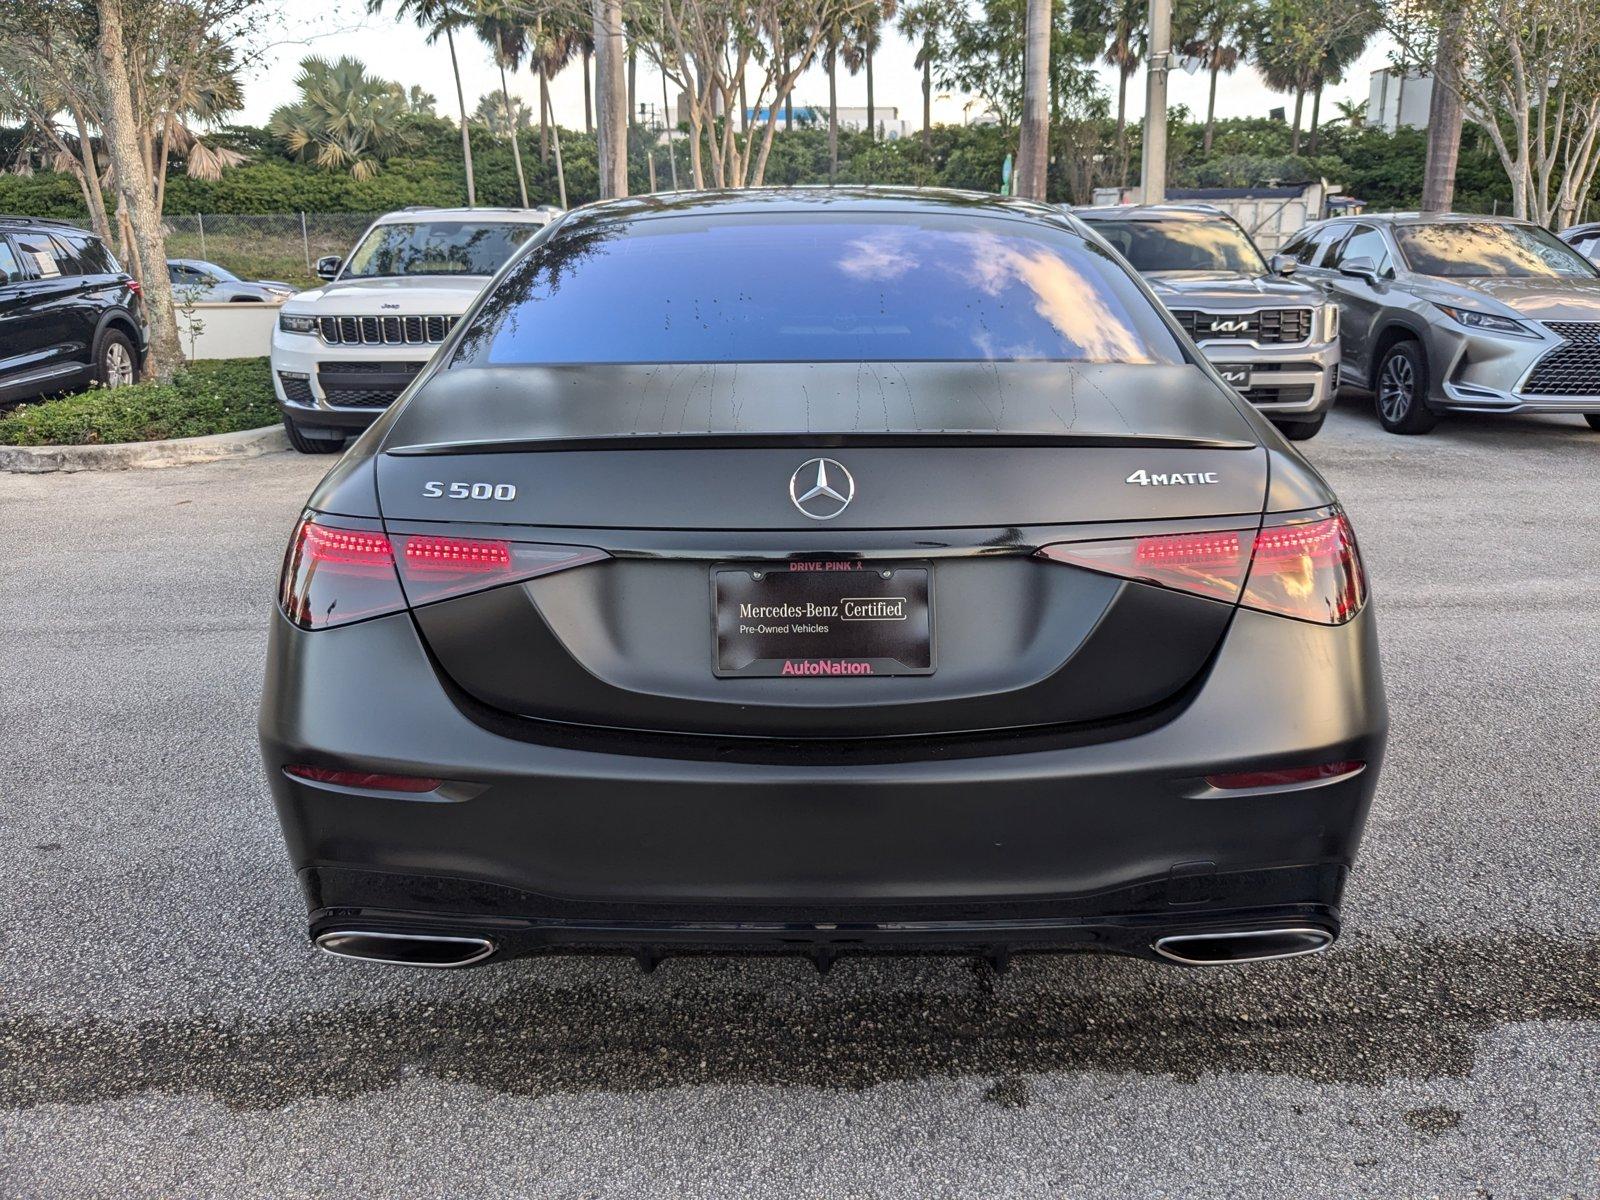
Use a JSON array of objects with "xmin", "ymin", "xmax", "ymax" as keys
[{"xmin": 1366, "ymin": 68, "xmax": 1433, "ymax": 133}]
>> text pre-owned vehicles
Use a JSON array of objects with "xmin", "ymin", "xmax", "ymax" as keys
[
  {"xmin": 1075, "ymin": 205, "xmax": 1340, "ymax": 441},
  {"xmin": 270, "ymin": 206, "xmax": 560, "ymax": 453},
  {"xmin": 167, "ymin": 258, "xmax": 295, "ymax": 303},
  {"xmin": 260, "ymin": 189, "xmax": 1387, "ymax": 973},
  {"xmin": 0, "ymin": 216, "xmax": 148, "ymax": 404},
  {"xmin": 1282, "ymin": 212, "xmax": 1600, "ymax": 434}
]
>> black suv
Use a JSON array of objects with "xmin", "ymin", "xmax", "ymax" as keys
[{"xmin": 0, "ymin": 217, "xmax": 149, "ymax": 404}]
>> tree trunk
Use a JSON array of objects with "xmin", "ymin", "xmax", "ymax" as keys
[
  {"xmin": 1421, "ymin": 24, "xmax": 1464, "ymax": 213},
  {"xmin": 627, "ymin": 41, "xmax": 637, "ymax": 127},
  {"xmin": 497, "ymin": 36, "xmax": 530, "ymax": 208},
  {"xmin": 1308, "ymin": 83, "xmax": 1323, "ymax": 155},
  {"xmin": 1204, "ymin": 63, "xmax": 1219, "ymax": 154},
  {"xmin": 593, "ymin": 0, "xmax": 628, "ymax": 198},
  {"xmin": 865, "ymin": 47, "xmax": 876, "ymax": 141},
  {"xmin": 582, "ymin": 44, "xmax": 594, "ymax": 134},
  {"xmin": 661, "ymin": 63, "xmax": 679, "ymax": 188},
  {"xmin": 444, "ymin": 24, "xmax": 477, "ymax": 205},
  {"xmin": 1291, "ymin": 87, "xmax": 1304, "ymax": 155},
  {"xmin": 541, "ymin": 70, "xmax": 568, "ymax": 208},
  {"xmin": 68, "ymin": 103, "xmax": 113, "ymax": 245},
  {"xmin": 828, "ymin": 48, "xmax": 839, "ymax": 182},
  {"xmin": 539, "ymin": 63, "xmax": 550, "ymax": 163},
  {"xmin": 96, "ymin": 0, "xmax": 182, "ymax": 382},
  {"xmin": 921, "ymin": 54, "xmax": 932, "ymax": 151},
  {"xmin": 1116, "ymin": 69, "xmax": 1129, "ymax": 190},
  {"xmin": 1015, "ymin": 0, "xmax": 1051, "ymax": 200}
]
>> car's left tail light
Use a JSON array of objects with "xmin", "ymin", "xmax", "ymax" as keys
[
  {"xmin": 279, "ymin": 515, "xmax": 605, "ymax": 630},
  {"xmin": 1037, "ymin": 510, "xmax": 1367, "ymax": 625}
]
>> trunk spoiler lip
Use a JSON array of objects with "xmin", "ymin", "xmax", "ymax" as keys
[{"xmin": 384, "ymin": 431, "xmax": 1261, "ymax": 456}]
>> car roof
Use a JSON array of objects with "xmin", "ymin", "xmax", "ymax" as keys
[
  {"xmin": 1322, "ymin": 211, "xmax": 1538, "ymax": 229},
  {"xmin": 0, "ymin": 216, "xmax": 96, "ymax": 237},
  {"xmin": 373, "ymin": 206, "xmax": 561, "ymax": 225},
  {"xmin": 1071, "ymin": 204, "xmax": 1232, "ymax": 222}
]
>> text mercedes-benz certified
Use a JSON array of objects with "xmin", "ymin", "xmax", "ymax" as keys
[
  {"xmin": 1075, "ymin": 204, "xmax": 1340, "ymax": 441},
  {"xmin": 1282, "ymin": 212, "xmax": 1600, "ymax": 434},
  {"xmin": 260, "ymin": 189, "xmax": 1387, "ymax": 973}
]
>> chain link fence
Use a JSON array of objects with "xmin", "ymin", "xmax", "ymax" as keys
[{"xmin": 161, "ymin": 213, "xmax": 383, "ymax": 287}]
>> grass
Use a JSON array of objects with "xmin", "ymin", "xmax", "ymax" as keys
[{"xmin": 0, "ymin": 357, "xmax": 280, "ymax": 446}]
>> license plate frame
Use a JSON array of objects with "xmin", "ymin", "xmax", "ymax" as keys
[{"xmin": 711, "ymin": 561, "xmax": 935, "ymax": 678}]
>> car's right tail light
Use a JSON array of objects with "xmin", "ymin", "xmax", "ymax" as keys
[
  {"xmin": 1037, "ymin": 510, "xmax": 1367, "ymax": 625},
  {"xmin": 279, "ymin": 515, "xmax": 605, "ymax": 630}
]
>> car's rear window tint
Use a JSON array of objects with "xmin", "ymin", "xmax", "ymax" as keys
[{"xmin": 452, "ymin": 213, "xmax": 1186, "ymax": 366}]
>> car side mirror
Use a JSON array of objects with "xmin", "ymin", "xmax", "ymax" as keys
[
  {"xmin": 1268, "ymin": 253, "xmax": 1297, "ymax": 276},
  {"xmin": 1338, "ymin": 256, "xmax": 1379, "ymax": 283},
  {"xmin": 315, "ymin": 256, "xmax": 342, "ymax": 281}
]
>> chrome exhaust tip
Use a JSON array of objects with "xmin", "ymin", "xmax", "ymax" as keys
[
  {"xmin": 1152, "ymin": 926, "xmax": 1333, "ymax": 966},
  {"xmin": 314, "ymin": 929, "xmax": 496, "ymax": 968}
]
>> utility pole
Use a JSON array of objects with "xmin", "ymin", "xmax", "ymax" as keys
[{"xmin": 1140, "ymin": 0, "xmax": 1173, "ymax": 204}]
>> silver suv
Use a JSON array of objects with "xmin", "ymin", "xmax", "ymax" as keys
[
  {"xmin": 1075, "ymin": 205, "xmax": 1340, "ymax": 440},
  {"xmin": 1282, "ymin": 213, "xmax": 1600, "ymax": 435}
]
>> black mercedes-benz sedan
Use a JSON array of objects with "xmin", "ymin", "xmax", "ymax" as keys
[{"xmin": 260, "ymin": 188, "xmax": 1387, "ymax": 972}]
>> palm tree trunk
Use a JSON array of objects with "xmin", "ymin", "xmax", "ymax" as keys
[
  {"xmin": 1015, "ymin": 0, "xmax": 1050, "ymax": 200},
  {"xmin": 865, "ymin": 47, "xmax": 876, "ymax": 141},
  {"xmin": 498, "ymin": 48, "xmax": 529, "ymax": 207},
  {"xmin": 1308, "ymin": 82, "xmax": 1323, "ymax": 155},
  {"xmin": 1116, "ymin": 68, "xmax": 1130, "ymax": 190},
  {"xmin": 921, "ymin": 54, "xmax": 932, "ymax": 151},
  {"xmin": 539, "ymin": 65, "xmax": 550, "ymax": 163},
  {"xmin": 1290, "ymin": 86, "xmax": 1304, "ymax": 155},
  {"xmin": 542, "ymin": 70, "xmax": 568, "ymax": 208},
  {"xmin": 661, "ymin": 63, "xmax": 679, "ymax": 188},
  {"xmin": 68, "ymin": 103, "xmax": 113, "ymax": 244},
  {"xmin": 593, "ymin": 0, "xmax": 628, "ymax": 198},
  {"xmin": 95, "ymin": 0, "xmax": 181, "ymax": 382},
  {"xmin": 582, "ymin": 44, "xmax": 593, "ymax": 134},
  {"xmin": 1204, "ymin": 63, "xmax": 1219, "ymax": 154},
  {"xmin": 627, "ymin": 41, "xmax": 636, "ymax": 127},
  {"xmin": 828, "ymin": 47, "xmax": 839, "ymax": 182},
  {"xmin": 444, "ymin": 23, "xmax": 477, "ymax": 206},
  {"xmin": 1421, "ymin": 23, "xmax": 1463, "ymax": 213}
]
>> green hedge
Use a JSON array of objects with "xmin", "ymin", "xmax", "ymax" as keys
[{"xmin": 0, "ymin": 358, "xmax": 279, "ymax": 446}]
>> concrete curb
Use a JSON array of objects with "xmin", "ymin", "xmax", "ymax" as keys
[{"xmin": 0, "ymin": 424, "xmax": 289, "ymax": 474}]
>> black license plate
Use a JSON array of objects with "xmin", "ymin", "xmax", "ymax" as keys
[
  {"xmin": 1216, "ymin": 364, "xmax": 1252, "ymax": 389},
  {"xmin": 713, "ymin": 562, "xmax": 934, "ymax": 678}
]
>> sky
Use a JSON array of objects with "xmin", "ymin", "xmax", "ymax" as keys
[{"xmin": 240, "ymin": 0, "xmax": 1396, "ymax": 139}]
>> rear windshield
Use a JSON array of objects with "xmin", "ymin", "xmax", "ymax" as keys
[
  {"xmin": 1394, "ymin": 222, "xmax": 1598, "ymax": 279},
  {"xmin": 1089, "ymin": 218, "xmax": 1265, "ymax": 274},
  {"xmin": 344, "ymin": 221, "xmax": 540, "ymax": 278},
  {"xmin": 452, "ymin": 213, "xmax": 1186, "ymax": 366}
]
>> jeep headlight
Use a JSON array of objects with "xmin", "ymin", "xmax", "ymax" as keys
[
  {"xmin": 1321, "ymin": 302, "xmax": 1340, "ymax": 342},
  {"xmin": 278, "ymin": 312, "xmax": 318, "ymax": 335}
]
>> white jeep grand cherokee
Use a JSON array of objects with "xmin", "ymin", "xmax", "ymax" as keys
[{"xmin": 271, "ymin": 206, "xmax": 559, "ymax": 453}]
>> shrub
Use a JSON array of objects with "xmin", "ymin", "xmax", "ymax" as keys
[{"xmin": 0, "ymin": 358, "xmax": 279, "ymax": 446}]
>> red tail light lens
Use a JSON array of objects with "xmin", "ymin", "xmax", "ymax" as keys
[
  {"xmin": 285, "ymin": 765, "xmax": 442, "ymax": 792},
  {"xmin": 1038, "ymin": 510, "xmax": 1367, "ymax": 625},
  {"xmin": 278, "ymin": 516, "xmax": 607, "ymax": 629},
  {"xmin": 1037, "ymin": 527, "xmax": 1253, "ymax": 603},
  {"xmin": 279, "ymin": 518, "xmax": 406, "ymax": 630},
  {"xmin": 1241, "ymin": 513, "xmax": 1366, "ymax": 625}
]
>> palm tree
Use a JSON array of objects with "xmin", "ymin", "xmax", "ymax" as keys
[
  {"xmin": 1305, "ymin": 2, "xmax": 1376, "ymax": 153},
  {"xmin": 474, "ymin": 0, "xmax": 532, "ymax": 207},
  {"xmin": 577, "ymin": 26, "xmax": 596, "ymax": 134},
  {"xmin": 1332, "ymin": 97, "xmax": 1366, "ymax": 127},
  {"xmin": 1015, "ymin": 0, "xmax": 1051, "ymax": 199},
  {"xmin": 269, "ymin": 56, "xmax": 416, "ymax": 180},
  {"xmin": 531, "ymin": 17, "xmax": 578, "ymax": 167},
  {"xmin": 896, "ymin": 0, "xmax": 952, "ymax": 152},
  {"xmin": 1099, "ymin": 0, "xmax": 1147, "ymax": 188},
  {"xmin": 1179, "ymin": 0, "xmax": 1251, "ymax": 154},
  {"xmin": 842, "ymin": 0, "xmax": 898, "ymax": 142},
  {"xmin": 367, "ymin": 0, "xmax": 477, "ymax": 205},
  {"xmin": 818, "ymin": 10, "xmax": 850, "ymax": 180}
]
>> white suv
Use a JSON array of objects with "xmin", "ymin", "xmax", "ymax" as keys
[{"xmin": 271, "ymin": 206, "xmax": 560, "ymax": 452}]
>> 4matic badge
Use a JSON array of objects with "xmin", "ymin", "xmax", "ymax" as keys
[{"xmin": 1125, "ymin": 469, "xmax": 1220, "ymax": 486}]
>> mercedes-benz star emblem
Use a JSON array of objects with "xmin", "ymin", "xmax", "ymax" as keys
[{"xmin": 789, "ymin": 457, "xmax": 855, "ymax": 520}]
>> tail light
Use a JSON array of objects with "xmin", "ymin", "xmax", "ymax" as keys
[
  {"xmin": 1206, "ymin": 760, "xmax": 1365, "ymax": 790},
  {"xmin": 285, "ymin": 764, "xmax": 442, "ymax": 792},
  {"xmin": 279, "ymin": 515, "xmax": 605, "ymax": 630},
  {"xmin": 127, "ymin": 279, "xmax": 143, "ymax": 296},
  {"xmin": 1038, "ymin": 510, "xmax": 1367, "ymax": 625}
]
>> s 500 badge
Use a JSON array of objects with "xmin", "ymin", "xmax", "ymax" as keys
[
  {"xmin": 1125, "ymin": 470, "xmax": 1220, "ymax": 486},
  {"xmin": 423, "ymin": 481, "xmax": 518, "ymax": 500}
]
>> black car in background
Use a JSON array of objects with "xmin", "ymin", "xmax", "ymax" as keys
[
  {"xmin": 0, "ymin": 216, "xmax": 148, "ymax": 405},
  {"xmin": 260, "ymin": 189, "xmax": 1386, "ymax": 974}
]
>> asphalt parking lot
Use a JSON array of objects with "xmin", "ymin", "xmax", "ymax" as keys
[{"xmin": 1, "ymin": 394, "xmax": 1597, "ymax": 1199}]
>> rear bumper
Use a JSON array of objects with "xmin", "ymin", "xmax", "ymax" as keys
[{"xmin": 259, "ymin": 603, "xmax": 1388, "ymax": 965}]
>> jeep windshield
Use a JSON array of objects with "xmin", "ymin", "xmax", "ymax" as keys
[
  {"xmin": 1091, "ymin": 218, "xmax": 1266, "ymax": 275},
  {"xmin": 342, "ymin": 221, "xmax": 539, "ymax": 279}
]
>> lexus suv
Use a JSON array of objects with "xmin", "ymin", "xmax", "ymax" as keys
[
  {"xmin": 260, "ymin": 189, "xmax": 1387, "ymax": 973},
  {"xmin": 270, "ymin": 206, "xmax": 559, "ymax": 453},
  {"xmin": 1282, "ymin": 212, "xmax": 1600, "ymax": 434},
  {"xmin": 0, "ymin": 216, "xmax": 148, "ymax": 404},
  {"xmin": 1075, "ymin": 205, "xmax": 1340, "ymax": 440}
]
